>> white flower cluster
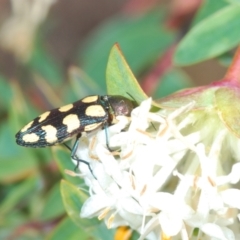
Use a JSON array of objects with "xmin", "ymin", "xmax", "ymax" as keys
[{"xmin": 74, "ymin": 98, "xmax": 240, "ymax": 240}]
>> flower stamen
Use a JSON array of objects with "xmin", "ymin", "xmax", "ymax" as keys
[
  {"xmin": 107, "ymin": 211, "xmax": 118, "ymax": 228},
  {"xmin": 121, "ymin": 149, "xmax": 134, "ymax": 160},
  {"xmin": 207, "ymin": 176, "xmax": 216, "ymax": 187},
  {"xmin": 98, "ymin": 207, "xmax": 111, "ymax": 220},
  {"xmin": 140, "ymin": 184, "xmax": 147, "ymax": 196}
]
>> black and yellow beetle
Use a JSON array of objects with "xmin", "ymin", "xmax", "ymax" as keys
[{"xmin": 15, "ymin": 95, "xmax": 134, "ymax": 172}]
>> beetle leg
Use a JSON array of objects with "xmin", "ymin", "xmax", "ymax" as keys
[
  {"xmin": 63, "ymin": 134, "xmax": 95, "ymax": 178},
  {"xmin": 70, "ymin": 137, "xmax": 87, "ymax": 169},
  {"xmin": 103, "ymin": 122, "xmax": 113, "ymax": 151}
]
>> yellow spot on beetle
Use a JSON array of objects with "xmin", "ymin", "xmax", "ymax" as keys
[
  {"xmin": 63, "ymin": 114, "xmax": 80, "ymax": 133},
  {"xmin": 21, "ymin": 121, "xmax": 34, "ymax": 132},
  {"xmin": 59, "ymin": 103, "xmax": 73, "ymax": 112},
  {"xmin": 22, "ymin": 133, "xmax": 39, "ymax": 143},
  {"xmin": 85, "ymin": 105, "xmax": 106, "ymax": 117},
  {"xmin": 39, "ymin": 111, "xmax": 50, "ymax": 122},
  {"xmin": 82, "ymin": 95, "xmax": 98, "ymax": 103},
  {"xmin": 41, "ymin": 125, "xmax": 58, "ymax": 143},
  {"xmin": 84, "ymin": 122, "xmax": 102, "ymax": 131}
]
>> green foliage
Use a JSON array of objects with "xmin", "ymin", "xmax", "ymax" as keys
[
  {"xmin": 106, "ymin": 44, "xmax": 148, "ymax": 103},
  {"xmin": 79, "ymin": 10, "xmax": 175, "ymax": 90},
  {"xmin": 175, "ymin": 4, "xmax": 240, "ymax": 65},
  {"xmin": 52, "ymin": 147, "xmax": 83, "ymax": 185},
  {"xmin": 60, "ymin": 180, "xmax": 114, "ymax": 240},
  {"xmin": 1, "ymin": 1, "xmax": 239, "ymax": 239},
  {"xmin": 68, "ymin": 67, "xmax": 102, "ymax": 99},
  {"xmin": 0, "ymin": 76, "xmax": 13, "ymax": 106},
  {"xmin": 191, "ymin": 0, "xmax": 228, "ymax": 26},
  {"xmin": 40, "ymin": 183, "xmax": 65, "ymax": 221},
  {"xmin": 60, "ymin": 180, "xmax": 97, "ymax": 229},
  {"xmin": 47, "ymin": 217, "xmax": 90, "ymax": 240},
  {"xmin": 28, "ymin": 37, "xmax": 63, "ymax": 87},
  {"xmin": 153, "ymin": 68, "xmax": 193, "ymax": 98}
]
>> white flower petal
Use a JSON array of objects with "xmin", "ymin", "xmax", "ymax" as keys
[
  {"xmin": 104, "ymin": 213, "xmax": 129, "ymax": 228},
  {"xmin": 139, "ymin": 216, "xmax": 160, "ymax": 240},
  {"xmin": 220, "ymin": 189, "xmax": 240, "ymax": 209},
  {"xmin": 149, "ymin": 192, "xmax": 174, "ymax": 210},
  {"xmin": 91, "ymin": 163, "xmax": 117, "ymax": 190},
  {"xmin": 201, "ymin": 223, "xmax": 234, "ymax": 240},
  {"xmin": 130, "ymin": 98, "xmax": 151, "ymax": 131},
  {"xmin": 119, "ymin": 197, "xmax": 143, "ymax": 215},
  {"xmin": 159, "ymin": 212, "xmax": 182, "ymax": 236},
  {"xmin": 228, "ymin": 162, "xmax": 240, "ymax": 184},
  {"xmin": 149, "ymin": 192, "xmax": 193, "ymax": 218},
  {"xmin": 95, "ymin": 144, "xmax": 124, "ymax": 184},
  {"xmin": 118, "ymin": 208, "xmax": 143, "ymax": 229},
  {"xmin": 220, "ymin": 227, "xmax": 235, "ymax": 240},
  {"xmin": 184, "ymin": 212, "xmax": 205, "ymax": 228},
  {"xmin": 80, "ymin": 195, "xmax": 114, "ymax": 218}
]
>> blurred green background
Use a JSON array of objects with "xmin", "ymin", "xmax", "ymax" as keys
[{"xmin": 1, "ymin": 0, "xmax": 238, "ymax": 239}]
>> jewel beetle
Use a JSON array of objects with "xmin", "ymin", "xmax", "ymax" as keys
[{"xmin": 15, "ymin": 95, "xmax": 135, "ymax": 172}]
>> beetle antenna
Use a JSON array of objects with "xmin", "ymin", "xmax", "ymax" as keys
[
  {"xmin": 126, "ymin": 92, "xmax": 135, "ymax": 101},
  {"xmin": 126, "ymin": 92, "xmax": 139, "ymax": 107}
]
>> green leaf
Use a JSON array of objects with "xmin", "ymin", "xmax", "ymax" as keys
[
  {"xmin": 60, "ymin": 180, "xmax": 115, "ymax": 240},
  {"xmin": 1, "ymin": 121, "xmax": 24, "ymax": 159},
  {"xmin": 79, "ymin": 10, "xmax": 174, "ymax": 89},
  {"xmin": 0, "ymin": 76, "xmax": 13, "ymax": 105},
  {"xmin": 174, "ymin": 5, "xmax": 240, "ymax": 65},
  {"xmin": 68, "ymin": 66, "xmax": 103, "ymax": 100},
  {"xmin": 130, "ymin": 230, "xmax": 140, "ymax": 240},
  {"xmin": 0, "ymin": 114, "xmax": 39, "ymax": 182},
  {"xmin": 226, "ymin": 0, "xmax": 240, "ymax": 4},
  {"xmin": 28, "ymin": 38, "xmax": 63, "ymax": 87},
  {"xmin": 52, "ymin": 147, "xmax": 83, "ymax": 185},
  {"xmin": 106, "ymin": 44, "xmax": 148, "ymax": 104},
  {"xmin": 0, "ymin": 212, "xmax": 30, "ymax": 240},
  {"xmin": 153, "ymin": 68, "xmax": 193, "ymax": 98},
  {"xmin": 47, "ymin": 217, "xmax": 90, "ymax": 240},
  {"xmin": 60, "ymin": 180, "xmax": 99, "ymax": 229},
  {"xmin": 0, "ymin": 157, "xmax": 38, "ymax": 183},
  {"xmin": 217, "ymin": 52, "xmax": 233, "ymax": 66},
  {"xmin": 40, "ymin": 183, "xmax": 65, "ymax": 221},
  {"xmin": 192, "ymin": 0, "xmax": 228, "ymax": 26},
  {"xmin": 32, "ymin": 74, "xmax": 63, "ymax": 108},
  {"xmin": 0, "ymin": 177, "xmax": 38, "ymax": 216}
]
